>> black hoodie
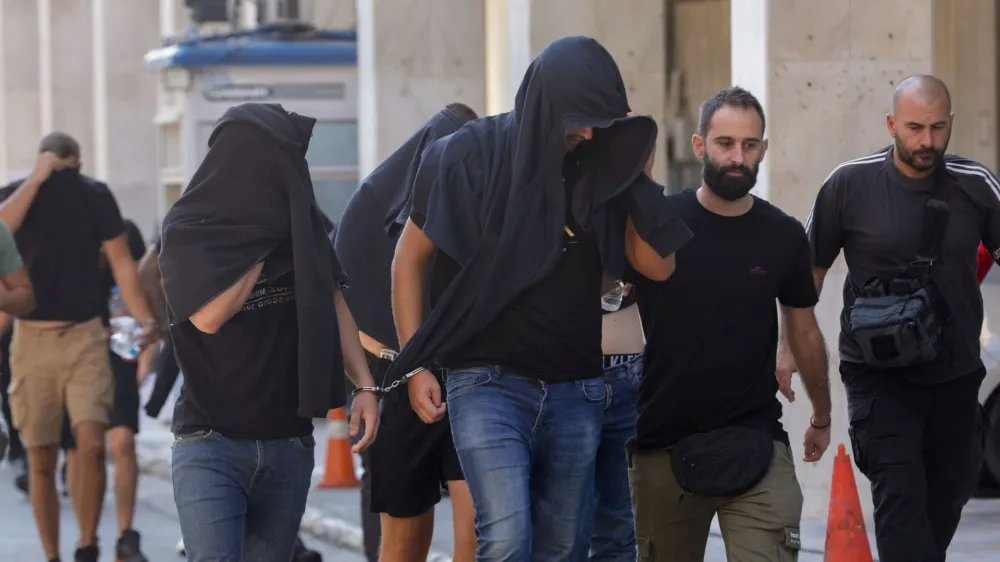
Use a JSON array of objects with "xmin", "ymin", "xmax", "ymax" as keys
[
  {"xmin": 384, "ymin": 36, "xmax": 693, "ymax": 384},
  {"xmin": 333, "ymin": 106, "xmax": 475, "ymax": 351},
  {"xmin": 159, "ymin": 103, "xmax": 347, "ymax": 420}
]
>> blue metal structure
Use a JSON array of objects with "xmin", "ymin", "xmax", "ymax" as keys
[{"xmin": 143, "ymin": 25, "xmax": 357, "ymax": 69}]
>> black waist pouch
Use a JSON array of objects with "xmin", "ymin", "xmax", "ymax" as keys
[{"xmin": 670, "ymin": 426, "xmax": 775, "ymax": 498}]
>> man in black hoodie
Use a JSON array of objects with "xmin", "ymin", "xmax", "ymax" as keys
[
  {"xmin": 335, "ymin": 103, "xmax": 478, "ymax": 562},
  {"xmin": 0, "ymin": 133, "xmax": 158, "ymax": 562},
  {"xmin": 390, "ymin": 36, "xmax": 693, "ymax": 559},
  {"xmin": 158, "ymin": 103, "xmax": 381, "ymax": 562}
]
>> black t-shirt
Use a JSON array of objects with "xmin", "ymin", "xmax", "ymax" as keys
[
  {"xmin": 628, "ymin": 189, "xmax": 818, "ymax": 450},
  {"xmin": 171, "ymin": 246, "xmax": 311, "ymax": 440},
  {"xmin": 808, "ymin": 147, "xmax": 1000, "ymax": 383},
  {"xmin": 99, "ymin": 219, "xmax": 147, "ymax": 325},
  {"xmin": 0, "ymin": 171, "xmax": 125, "ymax": 322},
  {"xmin": 439, "ymin": 155, "xmax": 605, "ymax": 382}
]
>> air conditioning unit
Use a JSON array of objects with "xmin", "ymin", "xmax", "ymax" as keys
[
  {"xmin": 257, "ymin": 0, "xmax": 311, "ymax": 25},
  {"xmin": 184, "ymin": 0, "xmax": 230, "ymax": 24}
]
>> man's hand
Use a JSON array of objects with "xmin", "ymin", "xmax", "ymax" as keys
[
  {"xmin": 803, "ymin": 415, "xmax": 831, "ymax": 462},
  {"xmin": 29, "ymin": 152, "xmax": 68, "ymax": 184},
  {"xmin": 776, "ymin": 342, "xmax": 797, "ymax": 402},
  {"xmin": 408, "ymin": 370, "xmax": 447, "ymax": 423},
  {"xmin": 349, "ymin": 390, "xmax": 380, "ymax": 453}
]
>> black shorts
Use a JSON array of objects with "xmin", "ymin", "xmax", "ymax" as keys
[
  {"xmin": 365, "ymin": 352, "xmax": 463, "ymax": 518},
  {"xmin": 59, "ymin": 352, "xmax": 140, "ymax": 450},
  {"xmin": 108, "ymin": 352, "xmax": 140, "ymax": 434}
]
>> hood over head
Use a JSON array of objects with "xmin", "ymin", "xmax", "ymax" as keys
[
  {"xmin": 382, "ymin": 36, "xmax": 694, "ymax": 385},
  {"xmin": 160, "ymin": 102, "xmax": 345, "ymax": 417},
  {"xmin": 333, "ymin": 103, "xmax": 477, "ymax": 350},
  {"xmin": 211, "ymin": 102, "xmax": 317, "ymax": 157}
]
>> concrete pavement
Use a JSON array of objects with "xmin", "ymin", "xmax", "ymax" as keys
[
  {"xmin": 0, "ymin": 456, "xmax": 365, "ymax": 561},
  {"xmin": 132, "ymin": 404, "xmax": 1000, "ymax": 561}
]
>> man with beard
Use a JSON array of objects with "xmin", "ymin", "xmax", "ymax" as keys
[
  {"xmin": 390, "ymin": 36, "xmax": 693, "ymax": 559},
  {"xmin": 625, "ymin": 86, "xmax": 832, "ymax": 560},
  {"xmin": 793, "ymin": 74, "xmax": 1000, "ymax": 561}
]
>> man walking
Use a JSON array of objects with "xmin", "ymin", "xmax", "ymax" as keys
[
  {"xmin": 0, "ymin": 133, "xmax": 158, "ymax": 562},
  {"xmin": 0, "ymin": 218, "xmax": 34, "ymax": 462},
  {"xmin": 573, "ymin": 282, "xmax": 643, "ymax": 561},
  {"xmin": 626, "ymin": 86, "xmax": 832, "ymax": 561},
  {"xmin": 158, "ymin": 103, "xmax": 381, "ymax": 562},
  {"xmin": 389, "ymin": 36, "xmax": 692, "ymax": 559},
  {"xmin": 799, "ymin": 74, "xmax": 999, "ymax": 561},
  {"xmin": 335, "ymin": 103, "xmax": 479, "ymax": 562}
]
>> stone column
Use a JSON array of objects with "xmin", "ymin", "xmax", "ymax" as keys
[
  {"xmin": 0, "ymin": 0, "xmax": 43, "ymax": 181},
  {"xmin": 731, "ymin": 0, "xmax": 935, "ymax": 523},
  {"xmin": 355, "ymin": 0, "xmax": 487, "ymax": 178},
  {"xmin": 486, "ymin": 0, "xmax": 669, "ymax": 182}
]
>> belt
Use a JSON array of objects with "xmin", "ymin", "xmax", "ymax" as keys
[{"xmin": 359, "ymin": 332, "xmax": 397, "ymax": 361}]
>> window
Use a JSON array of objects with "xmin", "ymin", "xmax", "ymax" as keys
[
  {"xmin": 306, "ymin": 121, "xmax": 359, "ymax": 169},
  {"xmin": 312, "ymin": 177, "xmax": 360, "ymax": 222}
]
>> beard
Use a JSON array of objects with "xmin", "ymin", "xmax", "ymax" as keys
[
  {"xmin": 702, "ymin": 153, "xmax": 759, "ymax": 202},
  {"xmin": 894, "ymin": 133, "xmax": 949, "ymax": 172}
]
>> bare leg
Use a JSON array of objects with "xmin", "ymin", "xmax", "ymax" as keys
[
  {"xmin": 71, "ymin": 420, "xmax": 107, "ymax": 547},
  {"xmin": 27, "ymin": 445, "xmax": 61, "ymax": 560},
  {"xmin": 377, "ymin": 510, "xmax": 435, "ymax": 562},
  {"xmin": 108, "ymin": 427, "xmax": 138, "ymax": 533}
]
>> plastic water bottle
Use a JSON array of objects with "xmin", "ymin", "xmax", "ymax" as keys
[
  {"xmin": 108, "ymin": 288, "xmax": 141, "ymax": 360},
  {"xmin": 601, "ymin": 280, "xmax": 625, "ymax": 312},
  {"xmin": 109, "ymin": 316, "xmax": 142, "ymax": 360},
  {"xmin": 108, "ymin": 286, "xmax": 126, "ymax": 317}
]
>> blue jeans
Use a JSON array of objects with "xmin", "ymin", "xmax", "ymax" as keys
[
  {"xmin": 446, "ymin": 365, "xmax": 605, "ymax": 561},
  {"xmin": 573, "ymin": 355, "xmax": 641, "ymax": 562},
  {"xmin": 171, "ymin": 429, "xmax": 315, "ymax": 562}
]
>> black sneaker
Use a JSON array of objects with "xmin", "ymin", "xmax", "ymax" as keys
[
  {"xmin": 73, "ymin": 544, "xmax": 98, "ymax": 562},
  {"xmin": 116, "ymin": 529, "xmax": 149, "ymax": 562}
]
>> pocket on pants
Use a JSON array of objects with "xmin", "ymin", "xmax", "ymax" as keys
[
  {"xmin": 847, "ymin": 397, "xmax": 874, "ymax": 475},
  {"xmin": 776, "ymin": 526, "xmax": 801, "ymax": 561},
  {"xmin": 575, "ymin": 377, "xmax": 607, "ymax": 403},
  {"xmin": 444, "ymin": 367, "xmax": 494, "ymax": 401},
  {"xmin": 636, "ymin": 535, "xmax": 652, "ymax": 562},
  {"xmin": 173, "ymin": 429, "xmax": 214, "ymax": 446},
  {"xmin": 291, "ymin": 435, "xmax": 316, "ymax": 450}
]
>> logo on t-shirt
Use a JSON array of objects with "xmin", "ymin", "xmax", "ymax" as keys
[
  {"xmin": 749, "ymin": 265, "xmax": 768, "ymax": 276},
  {"xmin": 242, "ymin": 278, "xmax": 294, "ymax": 312}
]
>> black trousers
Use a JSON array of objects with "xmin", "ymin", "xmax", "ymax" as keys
[{"xmin": 843, "ymin": 364, "xmax": 987, "ymax": 562}]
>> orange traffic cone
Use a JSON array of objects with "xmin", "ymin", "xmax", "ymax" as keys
[
  {"xmin": 316, "ymin": 408, "xmax": 360, "ymax": 489},
  {"xmin": 824, "ymin": 443, "xmax": 874, "ymax": 562}
]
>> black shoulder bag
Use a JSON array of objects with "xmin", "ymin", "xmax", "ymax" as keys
[{"xmin": 845, "ymin": 174, "xmax": 952, "ymax": 370}]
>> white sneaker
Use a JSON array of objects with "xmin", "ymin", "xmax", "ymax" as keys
[{"xmin": 175, "ymin": 538, "xmax": 185, "ymax": 556}]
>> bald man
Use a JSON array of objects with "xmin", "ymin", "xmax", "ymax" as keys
[{"xmin": 783, "ymin": 75, "xmax": 999, "ymax": 561}]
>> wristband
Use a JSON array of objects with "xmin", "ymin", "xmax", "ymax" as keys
[{"xmin": 810, "ymin": 416, "xmax": 831, "ymax": 429}]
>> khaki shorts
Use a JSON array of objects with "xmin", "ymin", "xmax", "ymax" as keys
[{"xmin": 6, "ymin": 317, "xmax": 114, "ymax": 447}]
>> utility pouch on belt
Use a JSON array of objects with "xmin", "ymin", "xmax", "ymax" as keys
[{"xmin": 846, "ymin": 171, "xmax": 952, "ymax": 370}]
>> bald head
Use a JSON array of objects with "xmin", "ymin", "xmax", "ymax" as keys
[
  {"xmin": 886, "ymin": 75, "xmax": 953, "ymax": 177},
  {"xmin": 891, "ymin": 74, "xmax": 952, "ymax": 115}
]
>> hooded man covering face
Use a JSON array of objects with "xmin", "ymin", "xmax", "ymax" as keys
[
  {"xmin": 333, "ymin": 102, "xmax": 479, "ymax": 562},
  {"xmin": 158, "ymin": 103, "xmax": 381, "ymax": 562},
  {"xmin": 389, "ymin": 36, "xmax": 693, "ymax": 560}
]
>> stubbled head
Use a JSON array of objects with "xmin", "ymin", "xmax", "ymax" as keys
[
  {"xmin": 887, "ymin": 74, "xmax": 953, "ymax": 176},
  {"xmin": 513, "ymin": 36, "xmax": 631, "ymax": 153},
  {"xmin": 691, "ymin": 86, "xmax": 768, "ymax": 202},
  {"xmin": 444, "ymin": 102, "xmax": 479, "ymax": 124},
  {"xmin": 39, "ymin": 131, "xmax": 81, "ymax": 169}
]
